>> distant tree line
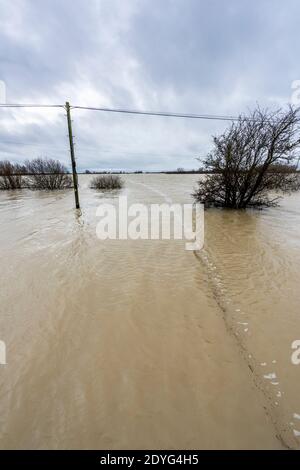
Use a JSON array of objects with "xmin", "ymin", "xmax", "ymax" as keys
[
  {"xmin": 84, "ymin": 170, "xmax": 142, "ymax": 174},
  {"xmin": 164, "ymin": 168, "xmax": 207, "ymax": 174},
  {"xmin": 84, "ymin": 169, "xmax": 206, "ymax": 174}
]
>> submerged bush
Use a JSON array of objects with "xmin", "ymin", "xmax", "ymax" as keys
[
  {"xmin": 0, "ymin": 160, "xmax": 26, "ymax": 190},
  {"xmin": 90, "ymin": 175, "xmax": 124, "ymax": 190},
  {"xmin": 25, "ymin": 158, "xmax": 73, "ymax": 190},
  {"xmin": 193, "ymin": 106, "xmax": 300, "ymax": 209}
]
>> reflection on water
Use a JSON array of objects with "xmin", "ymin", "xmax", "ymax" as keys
[{"xmin": 0, "ymin": 174, "xmax": 299, "ymax": 449}]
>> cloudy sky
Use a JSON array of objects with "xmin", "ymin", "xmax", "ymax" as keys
[{"xmin": 0, "ymin": 0, "xmax": 299, "ymax": 171}]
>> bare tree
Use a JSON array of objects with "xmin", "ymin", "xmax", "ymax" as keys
[
  {"xmin": 193, "ymin": 106, "xmax": 300, "ymax": 208},
  {"xmin": 90, "ymin": 175, "xmax": 124, "ymax": 190},
  {"xmin": 25, "ymin": 158, "xmax": 73, "ymax": 190},
  {"xmin": 0, "ymin": 160, "xmax": 26, "ymax": 190}
]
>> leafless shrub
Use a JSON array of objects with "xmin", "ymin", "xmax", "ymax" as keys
[
  {"xmin": 193, "ymin": 106, "xmax": 300, "ymax": 208},
  {"xmin": 0, "ymin": 160, "xmax": 26, "ymax": 190},
  {"xmin": 90, "ymin": 175, "xmax": 124, "ymax": 190},
  {"xmin": 25, "ymin": 158, "xmax": 73, "ymax": 190}
]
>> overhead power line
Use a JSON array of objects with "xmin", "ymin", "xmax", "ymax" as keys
[
  {"xmin": 0, "ymin": 103, "xmax": 241, "ymax": 121},
  {"xmin": 0, "ymin": 103, "xmax": 297, "ymax": 123},
  {"xmin": 72, "ymin": 105, "xmax": 240, "ymax": 121},
  {"xmin": 0, "ymin": 104, "xmax": 64, "ymax": 109}
]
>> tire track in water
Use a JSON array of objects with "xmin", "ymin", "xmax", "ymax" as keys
[
  {"xmin": 193, "ymin": 248, "xmax": 297, "ymax": 449},
  {"xmin": 129, "ymin": 180, "xmax": 173, "ymax": 204}
]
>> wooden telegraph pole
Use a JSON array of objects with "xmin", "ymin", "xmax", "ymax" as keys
[{"xmin": 65, "ymin": 101, "xmax": 80, "ymax": 209}]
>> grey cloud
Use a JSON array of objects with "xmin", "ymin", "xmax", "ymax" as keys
[{"xmin": 0, "ymin": 0, "xmax": 299, "ymax": 170}]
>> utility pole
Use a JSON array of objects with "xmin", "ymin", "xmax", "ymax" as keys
[{"xmin": 65, "ymin": 101, "xmax": 80, "ymax": 209}]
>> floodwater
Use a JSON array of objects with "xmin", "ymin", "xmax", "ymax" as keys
[{"xmin": 0, "ymin": 174, "xmax": 299, "ymax": 450}]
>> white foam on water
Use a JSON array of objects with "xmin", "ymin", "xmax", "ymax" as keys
[
  {"xmin": 264, "ymin": 373, "xmax": 277, "ymax": 380},
  {"xmin": 293, "ymin": 413, "xmax": 300, "ymax": 420}
]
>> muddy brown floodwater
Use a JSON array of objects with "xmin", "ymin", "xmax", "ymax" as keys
[{"xmin": 0, "ymin": 174, "xmax": 300, "ymax": 449}]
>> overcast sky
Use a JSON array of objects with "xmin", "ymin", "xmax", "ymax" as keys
[{"xmin": 0, "ymin": 0, "xmax": 299, "ymax": 171}]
